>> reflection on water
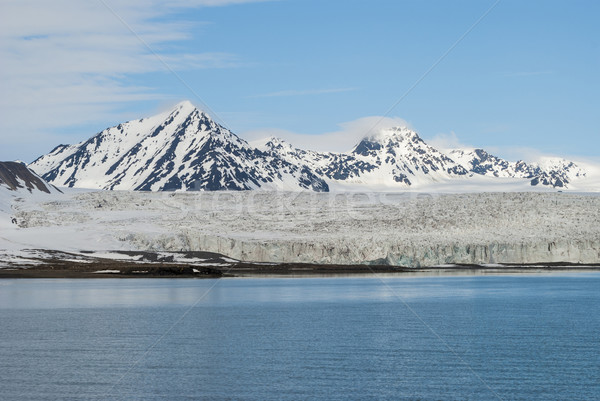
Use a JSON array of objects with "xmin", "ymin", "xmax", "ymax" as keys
[
  {"xmin": 1, "ymin": 273, "xmax": 599, "ymax": 400},
  {"xmin": 237, "ymin": 268, "xmax": 600, "ymax": 279}
]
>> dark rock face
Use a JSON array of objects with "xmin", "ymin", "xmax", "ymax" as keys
[
  {"xmin": 353, "ymin": 139, "xmax": 382, "ymax": 156},
  {"xmin": 531, "ymin": 172, "xmax": 564, "ymax": 188},
  {"xmin": 317, "ymin": 154, "xmax": 378, "ymax": 181},
  {"xmin": 0, "ymin": 162, "xmax": 55, "ymax": 193},
  {"xmin": 468, "ymin": 149, "xmax": 512, "ymax": 176}
]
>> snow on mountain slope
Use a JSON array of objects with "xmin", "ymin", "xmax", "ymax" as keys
[
  {"xmin": 446, "ymin": 148, "xmax": 515, "ymax": 178},
  {"xmin": 529, "ymin": 157, "xmax": 587, "ymax": 188},
  {"xmin": 258, "ymin": 128, "xmax": 469, "ymax": 188},
  {"xmin": 0, "ymin": 162, "xmax": 62, "ymax": 250},
  {"xmin": 30, "ymin": 101, "xmax": 328, "ymax": 192},
  {"xmin": 259, "ymin": 127, "xmax": 594, "ymax": 190},
  {"xmin": 256, "ymin": 137, "xmax": 362, "ymax": 180},
  {"xmin": 341, "ymin": 127, "xmax": 469, "ymax": 187},
  {"xmin": 29, "ymin": 100, "xmax": 596, "ymax": 192},
  {"xmin": 446, "ymin": 148, "xmax": 588, "ymax": 189}
]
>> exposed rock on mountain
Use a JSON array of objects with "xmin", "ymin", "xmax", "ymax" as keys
[
  {"xmin": 31, "ymin": 101, "xmax": 328, "ymax": 192},
  {"xmin": 0, "ymin": 161, "xmax": 58, "ymax": 194},
  {"xmin": 447, "ymin": 149, "xmax": 586, "ymax": 188},
  {"xmin": 30, "ymin": 101, "xmax": 590, "ymax": 191}
]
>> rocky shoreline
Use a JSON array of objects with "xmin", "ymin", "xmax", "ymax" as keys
[{"xmin": 1, "ymin": 256, "xmax": 599, "ymax": 279}]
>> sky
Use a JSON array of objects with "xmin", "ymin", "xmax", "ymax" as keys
[{"xmin": 0, "ymin": 0, "xmax": 598, "ymax": 163}]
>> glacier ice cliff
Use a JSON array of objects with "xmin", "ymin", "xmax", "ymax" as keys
[{"xmin": 9, "ymin": 190, "xmax": 598, "ymax": 267}]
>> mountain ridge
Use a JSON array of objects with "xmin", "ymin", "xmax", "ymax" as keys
[
  {"xmin": 29, "ymin": 101, "xmax": 594, "ymax": 192},
  {"xmin": 0, "ymin": 161, "xmax": 59, "ymax": 194}
]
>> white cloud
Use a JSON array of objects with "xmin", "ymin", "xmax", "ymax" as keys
[
  {"xmin": 426, "ymin": 134, "xmax": 572, "ymax": 163},
  {"xmin": 425, "ymin": 132, "xmax": 472, "ymax": 151},
  {"xmin": 0, "ymin": 0, "xmax": 266, "ymax": 161},
  {"xmin": 481, "ymin": 145, "xmax": 590, "ymax": 164},
  {"xmin": 243, "ymin": 116, "xmax": 412, "ymax": 153}
]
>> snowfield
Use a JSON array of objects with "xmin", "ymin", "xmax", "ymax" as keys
[{"xmin": 2, "ymin": 189, "xmax": 599, "ymax": 267}]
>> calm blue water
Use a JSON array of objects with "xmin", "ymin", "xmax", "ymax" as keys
[{"xmin": 0, "ymin": 273, "xmax": 599, "ymax": 401}]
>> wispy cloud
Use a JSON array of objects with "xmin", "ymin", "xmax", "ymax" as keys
[
  {"xmin": 244, "ymin": 115, "xmax": 411, "ymax": 153},
  {"xmin": 250, "ymin": 87, "xmax": 357, "ymax": 98},
  {"xmin": 0, "ymin": 0, "xmax": 267, "ymax": 161},
  {"xmin": 425, "ymin": 132, "xmax": 473, "ymax": 151}
]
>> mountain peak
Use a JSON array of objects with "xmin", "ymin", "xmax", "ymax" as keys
[
  {"xmin": 356, "ymin": 126, "xmax": 422, "ymax": 148},
  {"xmin": 164, "ymin": 100, "xmax": 199, "ymax": 119},
  {"xmin": 371, "ymin": 126, "xmax": 420, "ymax": 142},
  {"xmin": 173, "ymin": 100, "xmax": 195, "ymax": 111},
  {"xmin": 352, "ymin": 126, "xmax": 423, "ymax": 156},
  {"xmin": 265, "ymin": 136, "xmax": 293, "ymax": 148}
]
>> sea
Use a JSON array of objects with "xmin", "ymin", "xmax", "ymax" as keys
[{"xmin": 1, "ymin": 272, "xmax": 599, "ymax": 400}]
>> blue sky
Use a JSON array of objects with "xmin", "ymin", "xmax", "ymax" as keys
[{"xmin": 1, "ymin": 0, "xmax": 598, "ymax": 162}]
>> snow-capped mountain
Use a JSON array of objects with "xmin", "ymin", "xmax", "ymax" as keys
[
  {"xmin": 30, "ymin": 100, "xmax": 592, "ymax": 191},
  {"xmin": 447, "ymin": 148, "xmax": 514, "ymax": 178},
  {"xmin": 31, "ymin": 101, "xmax": 328, "ymax": 192},
  {"xmin": 260, "ymin": 127, "xmax": 469, "ymax": 187},
  {"xmin": 340, "ymin": 127, "xmax": 469, "ymax": 185},
  {"xmin": 259, "ymin": 128, "xmax": 591, "ymax": 190},
  {"xmin": 447, "ymin": 148, "xmax": 587, "ymax": 188}
]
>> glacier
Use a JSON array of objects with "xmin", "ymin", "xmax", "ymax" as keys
[{"xmin": 4, "ymin": 189, "xmax": 599, "ymax": 267}]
